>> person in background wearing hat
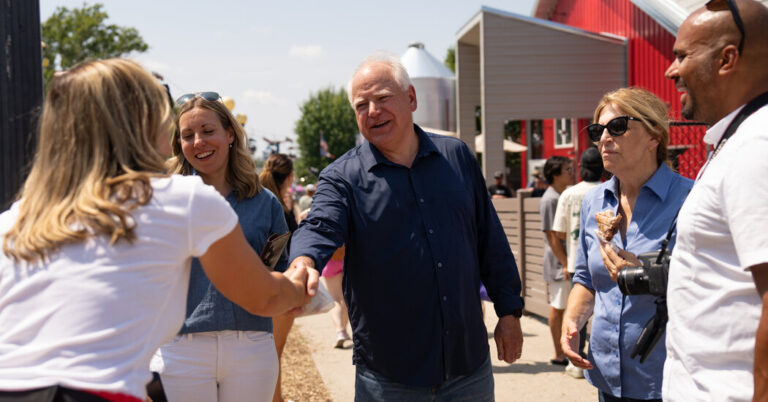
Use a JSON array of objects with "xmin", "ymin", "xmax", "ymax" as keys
[
  {"xmin": 539, "ymin": 155, "xmax": 574, "ymax": 367},
  {"xmin": 551, "ymin": 147, "xmax": 604, "ymax": 379},
  {"xmin": 488, "ymin": 171, "xmax": 512, "ymax": 199},
  {"xmin": 298, "ymin": 183, "xmax": 315, "ymax": 213},
  {"xmin": 530, "ymin": 166, "xmax": 549, "ymax": 197}
]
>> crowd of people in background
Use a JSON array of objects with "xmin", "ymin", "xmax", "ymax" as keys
[{"xmin": 0, "ymin": 1, "xmax": 767, "ymax": 401}]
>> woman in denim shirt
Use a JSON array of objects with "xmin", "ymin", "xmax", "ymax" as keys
[
  {"xmin": 561, "ymin": 88, "xmax": 693, "ymax": 402},
  {"xmin": 151, "ymin": 95, "xmax": 290, "ymax": 402}
]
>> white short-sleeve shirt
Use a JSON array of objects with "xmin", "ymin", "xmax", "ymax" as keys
[
  {"xmin": 0, "ymin": 175, "xmax": 237, "ymax": 398},
  {"xmin": 552, "ymin": 181, "xmax": 599, "ymax": 274},
  {"xmin": 664, "ymin": 105, "xmax": 768, "ymax": 402}
]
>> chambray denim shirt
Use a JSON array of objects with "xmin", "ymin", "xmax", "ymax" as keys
[
  {"xmin": 180, "ymin": 187, "xmax": 289, "ymax": 334},
  {"xmin": 289, "ymin": 125, "xmax": 524, "ymax": 387},
  {"xmin": 572, "ymin": 163, "xmax": 692, "ymax": 399}
]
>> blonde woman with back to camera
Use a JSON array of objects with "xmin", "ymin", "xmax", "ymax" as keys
[
  {"xmin": 149, "ymin": 95, "xmax": 296, "ymax": 402},
  {"xmin": 0, "ymin": 59, "xmax": 311, "ymax": 402}
]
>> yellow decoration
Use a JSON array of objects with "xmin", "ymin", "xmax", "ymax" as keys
[{"xmin": 222, "ymin": 96, "xmax": 235, "ymax": 111}]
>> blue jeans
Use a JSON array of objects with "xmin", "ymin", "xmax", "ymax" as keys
[
  {"xmin": 598, "ymin": 391, "xmax": 661, "ymax": 402},
  {"xmin": 354, "ymin": 355, "xmax": 494, "ymax": 402}
]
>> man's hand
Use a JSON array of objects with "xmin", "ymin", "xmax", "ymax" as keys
[
  {"xmin": 562, "ymin": 267, "xmax": 571, "ymax": 281},
  {"xmin": 599, "ymin": 243, "xmax": 642, "ymax": 281},
  {"xmin": 494, "ymin": 315, "xmax": 523, "ymax": 363},
  {"xmin": 284, "ymin": 256, "xmax": 320, "ymax": 314},
  {"xmin": 288, "ymin": 256, "xmax": 318, "ymax": 296},
  {"xmin": 561, "ymin": 319, "xmax": 593, "ymax": 369}
]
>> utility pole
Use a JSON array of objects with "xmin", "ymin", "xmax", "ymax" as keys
[{"xmin": 0, "ymin": 1, "xmax": 43, "ymax": 209}]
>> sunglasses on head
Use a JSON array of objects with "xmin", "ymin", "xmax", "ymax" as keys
[
  {"xmin": 586, "ymin": 116, "xmax": 641, "ymax": 143},
  {"xmin": 175, "ymin": 91, "xmax": 220, "ymax": 106},
  {"xmin": 706, "ymin": 0, "xmax": 745, "ymax": 54}
]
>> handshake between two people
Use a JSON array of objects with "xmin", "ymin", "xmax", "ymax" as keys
[{"xmin": 282, "ymin": 256, "xmax": 321, "ymax": 315}]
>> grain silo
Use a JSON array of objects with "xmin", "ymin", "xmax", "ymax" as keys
[{"xmin": 400, "ymin": 42, "xmax": 456, "ymax": 132}]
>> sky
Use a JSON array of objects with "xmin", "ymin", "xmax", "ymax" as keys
[{"xmin": 39, "ymin": 0, "xmax": 538, "ymax": 157}]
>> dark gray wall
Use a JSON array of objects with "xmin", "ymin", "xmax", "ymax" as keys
[{"xmin": 1, "ymin": 1, "xmax": 43, "ymax": 210}]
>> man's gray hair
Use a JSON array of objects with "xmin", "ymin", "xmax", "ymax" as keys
[{"xmin": 347, "ymin": 52, "xmax": 413, "ymax": 106}]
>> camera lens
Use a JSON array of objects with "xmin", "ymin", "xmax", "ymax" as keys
[{"xmin": 618, "ymin": 267, "xmax": 650, "ymax": 295}]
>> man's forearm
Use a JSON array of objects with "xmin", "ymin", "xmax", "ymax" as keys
[
  {"xmin": 755, "ymin": 298, "xmax": 768, "ymax": 401},
  {"xmin": 546, "ymin": 231, "xmax": 568, "ymax": 268},
  {"xmin": 750, "ymin": 264, "xmax": 768, "ymax": 402}
]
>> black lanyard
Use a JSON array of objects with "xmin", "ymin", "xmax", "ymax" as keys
[{"xmin": 710, "ymin": 91, "xmax": 768, "ymax": 159}]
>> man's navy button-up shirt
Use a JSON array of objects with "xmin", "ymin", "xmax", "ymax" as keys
[{"xmin": 289, "ymin": 125, "xmax": 523, "ymax": 387}]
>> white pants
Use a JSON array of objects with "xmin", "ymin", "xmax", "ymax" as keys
[{"xmin": 150, "ymin": 331, "xmax": 278, "ymax": 402}]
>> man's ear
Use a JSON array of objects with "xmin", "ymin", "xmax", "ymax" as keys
[
  {"xmin": 718, "ymin": 44, "xmax": 739, "ymax": 76},
  {"xmin": 408, "ymin": 85, "xmax": 417, "ymax": 112}
]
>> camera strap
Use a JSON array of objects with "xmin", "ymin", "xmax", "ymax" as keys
[{"xmin": 657, "ymin": 205, "xmax": 682, "ymax": 264}]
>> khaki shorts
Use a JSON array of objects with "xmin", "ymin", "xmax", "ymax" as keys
[{"xmin": 548, "ymin": 280, "xmax": 571, "ymax": 310}]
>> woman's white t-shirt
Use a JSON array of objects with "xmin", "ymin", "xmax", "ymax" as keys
[{"xmin": 0, "ymin": 175, "xmax": 237, "ymax": 398}]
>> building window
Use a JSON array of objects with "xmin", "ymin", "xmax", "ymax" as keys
[
  {"xmin": 529, "ymin": 119, "xmax": 544, "ymax": 160},
  {"xmin": 555, "ymin": 118, "xmax": 573, "ymax": 148}
]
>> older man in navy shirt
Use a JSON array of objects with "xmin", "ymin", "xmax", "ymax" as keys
[{"xmin": 288, "ymin": 53, "xmax": 524, "ymax": 401}]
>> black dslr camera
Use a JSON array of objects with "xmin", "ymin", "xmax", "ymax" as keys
[
  {"xmin": 616, "ymin": 250, "xmax": 671, "ymax": 363},
  {"xmin": 617, "ymin": 251, "xmax": 669, "ymax": 297}
]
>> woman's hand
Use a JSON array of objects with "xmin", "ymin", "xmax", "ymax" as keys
[
  {"xmin": 599, "ymin": 243, "xmax": 642, "ymax": 281},
  {"xmin": 561, "ymin": 319, "xmax": 593, "ymax": 369}
]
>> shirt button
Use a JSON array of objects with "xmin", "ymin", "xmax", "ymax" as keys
[
  {"xmin": 442, "ymin": 296, "xmax": 448, "ymax": 301},
  {"xmin": 444, "ymin": 330, "xmax": 449, "ymax": 335},
  {"xmin": 420, "ymin": 198, "xmax": 425, "ymax": 203},
  {"xmin": 437, "ymin": 262, "xmax": 443, "ymax": 268},
  {"xmin": 429, "ymin": 229, "xmax": 434, "ymax": 234}
]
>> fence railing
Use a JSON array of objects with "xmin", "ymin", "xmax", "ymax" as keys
[{"xmin": 492, "ymin": 189, "xmax": 549, "ymax": 317}]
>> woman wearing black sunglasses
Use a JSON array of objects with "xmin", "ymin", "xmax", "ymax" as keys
[{"xmin": 560, "ymin": 88, "xmax": 693, "ymax": 402}]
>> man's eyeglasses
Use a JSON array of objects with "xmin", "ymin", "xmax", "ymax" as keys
[
  {"xmin": 585, "ymin": 116, "xmax": 642, "ymax": 143},
  {"xmin": 175, "ymin": 91, "xmax": 220, "ymax": 106},
  {"xmin": 706, "ymin": 0, "xmax": 745, "ymax": 54}
]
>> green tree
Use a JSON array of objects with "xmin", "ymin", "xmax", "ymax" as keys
[
  {"xmin": 294, "ymin": 87, "xmax": 358, "ymax": 182},
  {"xmin": 41, "ymin": 3, "xmax": 148, "ymax": 88},
  {"xmin": 444, "ymin": 47, "xmax": 455, "ymax": 73}
]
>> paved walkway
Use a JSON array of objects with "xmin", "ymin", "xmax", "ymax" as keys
[{"xmin": 295, "ymin": 301, "xmax": 598, "ymax": 401}]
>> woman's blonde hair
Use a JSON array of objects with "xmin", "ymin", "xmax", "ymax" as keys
[
  {"xmin": 259, "ymin": 153, "xmax": 293, "ymax": 212},
  {"xmin": 3, "ymin": 58, "xmax": 172, "ymax": 263},
  {"xmin": 167, "ymin": 98, "xmax": 261, "ymax": 199},
  {"xmin": 593, "ymin": 87, "xmax": 670, "ymax": 166}
]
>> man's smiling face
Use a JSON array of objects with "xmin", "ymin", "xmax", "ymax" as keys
[{"xmin": 350, "ymin": 62, "xmax": 417, "ymax": 152}]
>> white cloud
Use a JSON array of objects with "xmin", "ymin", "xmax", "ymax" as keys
[
  {"xmin": 289, "ymin": 45, "xmax": 325, "ymax": 60},
  {"xmin": 242, "ymin": 90, "xmax": 287, "ymax": 105}
]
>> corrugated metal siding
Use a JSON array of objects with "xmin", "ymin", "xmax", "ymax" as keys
[
  {"xmin": 550, "ymin": 0, "xmax": 683, "ymax": 119},
  {"xmin": 1, "ymin": 2, "xmax": 43, "ymax": 209}
]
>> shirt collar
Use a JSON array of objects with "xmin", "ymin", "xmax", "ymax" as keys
[
  {"xmin": 703, "ymin": 106, "xmax": 744, "ymax": 145},
  {"xmin": 603, "ymin": 163, "xmax": 676, "ymax": 202},
  {"xmin": 358, "ymin": 124, "xmax": 440, "ymax": 172}
]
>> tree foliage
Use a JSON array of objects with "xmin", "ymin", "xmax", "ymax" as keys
[
  {"xmin": 41, "ymin": 3, "xmax": 148, "ymax": 88},
  {"xmin": 294, "ymin": 87, "xmax": 358, "ymax": 182},
  {"xmin": 444, "ymin": 47, "xmax": 455, "ymax": 73}
]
